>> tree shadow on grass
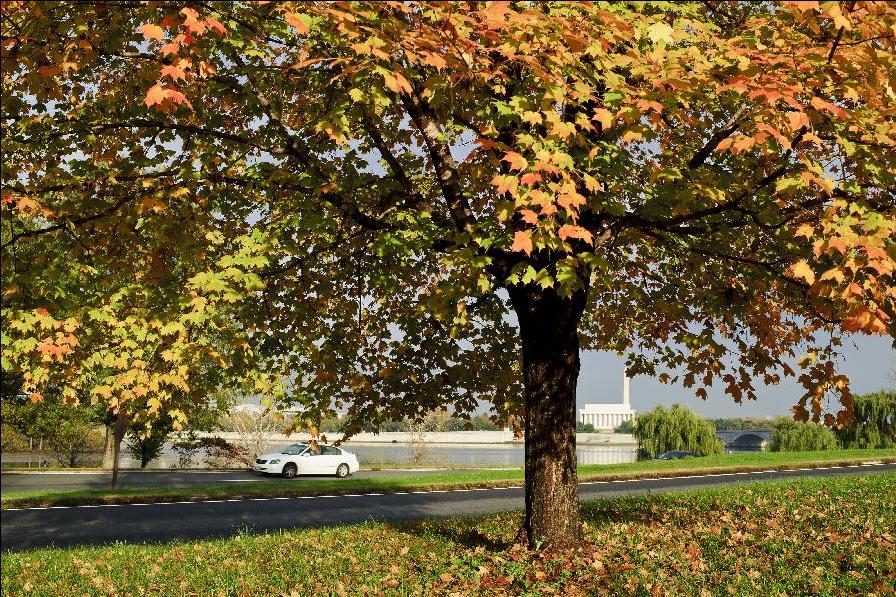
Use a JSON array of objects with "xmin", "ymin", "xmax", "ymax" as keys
[
  {"xmin": 395, "ymin": 515, "xmax": 518, "ymax": 552},
  {"xmin": 401, "ymin": 497, "xmax": 687, "ymax": 554}
]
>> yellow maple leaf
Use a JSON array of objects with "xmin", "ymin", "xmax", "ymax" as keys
[{"xmin": 790, "ymin": 260, "xmax": 816, "ymax": 284}]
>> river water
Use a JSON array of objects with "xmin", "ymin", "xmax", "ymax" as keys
[
  {"xmin": 3, "ymin": 438, "xmax": 642, "ymax": 469},
  {"xmin": 3, "ymin": 442, "xmax": 638, "ymax": 469}
]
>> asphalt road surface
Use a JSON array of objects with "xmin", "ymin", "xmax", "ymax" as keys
[
  {"xmin": 0, "ymin": 468, "xmax": 435, "ymax": 493},
  {"xmin": 2, "ymin": 463, "xmax": 892, "ymax": 552}
]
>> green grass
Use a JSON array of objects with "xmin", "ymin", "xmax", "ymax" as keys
[
  {"xmin": 2, "ymin": 472, "xmax": 894, "ymax": 596},
  {"xmin": 2, "ymin": 448, "xmax": 893, "ymax": 510}
]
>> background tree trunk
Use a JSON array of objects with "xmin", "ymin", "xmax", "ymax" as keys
[
  {"xmin": 102, "ymin": 423, "xmax": 116, "ymax": 469},
  {"xmin": 109, "ymin": 411, "xmax": 127, "ymax": 488},
  {"xmin": 510, "ymin": 285, "xmax": 586, "ymax": 549}
]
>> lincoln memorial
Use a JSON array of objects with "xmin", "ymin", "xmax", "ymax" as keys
[{"xmin": 579, "ymin": 373, "xmax": 637, "ymax": 430}]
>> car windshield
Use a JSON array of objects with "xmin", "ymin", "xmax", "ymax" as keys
[{"xmin": 280, "ymin": 444, "xmax": 308, "ymax": 455}]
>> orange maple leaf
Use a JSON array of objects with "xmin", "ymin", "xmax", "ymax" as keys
[
  {"xmin": 139, "ymin": 23, "xmax": 165, "ymax": 41},
  {"xmin": 502, "ymin": 151, "xmax": 528, "ymax": 171},
  {"xmin": 511, "ymin": 230, "xmax": 534, "ymax": 255},
  {"xmin": 284, "ymin": 12, "xmax": 310, "ymax": 35},
  {"xmin": 592, "ymin": 108, "xmax": 614, "ymax": 130},
  {"xmin": 144, "ymin": 84, "xmax": 169, "ymax": 107},
  {"xmin": 558, "ymin": 224, "xmax": 593, "ymax": 244},
  {"xmin": 790, "ymin": 260, "xmax": 816, "ymax": 284},
  {"xmin": 519, "ymin": 209, "xmax": 539, "ymax": 224},
  {"xmin": 161, "ymin": 64, "xmax": 187, "ymax": 81},
  {"xmin": 206, "ymin": 18, "xmax": 227, "ymax": 36},
  {"xmin": 383, "ymin": 71, "xmax": 413, "ymax": 94}
]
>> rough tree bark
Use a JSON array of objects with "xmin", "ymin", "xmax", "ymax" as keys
[
  {"xmin": 102, "ymin": 423, "xmax": 116, "ymax": 469},
  {"xmin": 509, "ymin": 284, "xmax": 587, "ymax": 549},
  {"xmin": 109, "ymin": 410, "xmax": 127, "ymax": 489}
]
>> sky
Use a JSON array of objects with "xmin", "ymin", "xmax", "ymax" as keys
[{"xmin": 577, "ymin": 335, "xmax": 896, "ymax": 419}]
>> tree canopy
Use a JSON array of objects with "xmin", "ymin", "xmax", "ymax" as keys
[{"xmin": 2, "ymin": 0, "xmax": 895, "ymax": 545}]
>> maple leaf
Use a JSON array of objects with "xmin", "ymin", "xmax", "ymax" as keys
[
  {"xmin": 790, "ymin": 260, "xmax": 816, "ymax": 284},
  {"xmin": 284, "ymin": 12, "xmax": 311, "ymax": 35},
  {"xmin": 421, "ymin": 52, "xmax": 446, "ymax": 69},
  {"xmin": 511, "ymin": 230, "xmax": 533, "ymax": 255},
  {"xmin": 521, "ymin": 111, "xmax": 542, "ymax": 125},
  {"xmin": 139, "ymin": 23, "xmax": 165, "ymax": 41},
  {"xmin": 161, "ymin": 64, "xmax": 187, "ymax": 81},
  {"xmin": 558, "ymin": 224, "xmax": 593, "ymax": 244},
  {"xmin": 826, "ymin": 4, "xmax": 853, "ymax": 30},
  {"xmin": 383, "ymin": 71, "xmax": 413, "ymax": 94},
  {"xmin": 180, "ymin": 7, "xmax": 205, "ymax": 34},
  {"xmin": 810, "ymin": 97, "xmax": 848, "ymax": 119},
  {"xmin": 502, "ymin": 151, "xmax": 528, "ymax": 171},
  {"xmin": 519, "ymin": 209, "xmax": 539, "ymax": 224},
  {"xmin": 520, "ymin": 173, "xmax": 542, "ymax": 186},
  {"xmin": 144, "ymin": 84, "xmax": 169, "ymax": 107},
  {"xmin": 143, "ymin": 84, "xmax": 193, "ymax": 111},
  {"xmin": 592, "ymin": 108, "xmax": 613, "ymax": 130},
  {"xmin": 782, "ymin": 0, "xmax": 820, "ymax": 12},
  {"xmin": 206, "ymin": 18, "xmax": 227, "ymax": 36},
  {"xmin": 482, "ymin": 1, "xmax": 511, "ymax": 23},
  {"xmin": 646, "ymin": 22, "xmax": 675, "ymax": 44},
  {"xmin": 557, "ymin": 191, "xmax": 586, "ymax": 210},
  {"xmin": 786, "ymin": 111, "xmax": 810, "ymax": 132}
]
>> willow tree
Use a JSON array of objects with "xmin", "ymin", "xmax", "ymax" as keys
[
  {"xmin": 835, "ymin": 390, "xmax": 896, "ymax": 448},
  {"xmin": 632, "ymin": 405, "xmax": 724, "ymax": 459},
  {"xmin": 2, "ymin": 2, "xmax": 895, "ymax": 547}
]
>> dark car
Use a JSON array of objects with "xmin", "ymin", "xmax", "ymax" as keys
[{"xmin": 654, "ymin": 450, "xmax": 701, "ymax": 460}]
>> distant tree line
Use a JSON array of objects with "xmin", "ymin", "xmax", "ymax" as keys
[
  {"xmin": 318, "ymin": 409, "xmax": 502, "ymax": 433},
  {"xmin": 710, "ymin": 417, "xmax": 773, "ymax": 431},
  {"xmin": 630, "ymin": 390, "xmax": 894, "ymax": 457}
]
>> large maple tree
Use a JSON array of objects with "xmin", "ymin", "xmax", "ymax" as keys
[{"xmin": 2, "ymin": 1, "xmax": 894, "ymax": 546}]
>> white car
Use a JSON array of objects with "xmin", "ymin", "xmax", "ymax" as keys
[{"xmin": 252, "ymin": 443, "xmax": 360, "ymax": 478}]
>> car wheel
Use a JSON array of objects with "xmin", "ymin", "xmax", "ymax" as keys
[
  {"xmin": 282, "ymin": 463, "xmax": 298, "ymax": 479},
  {"xmin": 336, "ymin": 463, "xmax": 349, "ymax": 478}
]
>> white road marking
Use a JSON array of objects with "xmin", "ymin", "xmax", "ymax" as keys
[{"xmin": 3, "ymin": 462, "xmax": 890, "ymax": 512}]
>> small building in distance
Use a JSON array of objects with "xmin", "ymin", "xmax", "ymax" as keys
[{"xmin": 579, "ymin": 373, "xmax": 637, "ymax": 430}]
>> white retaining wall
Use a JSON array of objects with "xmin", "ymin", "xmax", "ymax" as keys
[{"xmin": 201, "ymin": 431, "xmax": 636, "ymax": 445}]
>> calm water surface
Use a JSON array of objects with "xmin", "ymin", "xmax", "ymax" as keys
[
  {"xmin": 3, "ymin": 442, "xmax": 638, "ymax": 469},
  {"xmin": 113, "ymin": 442, "xmax": 639, "ymax": 468}
]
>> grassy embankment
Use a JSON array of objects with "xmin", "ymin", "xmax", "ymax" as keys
[
  {"xmin": 2, "ymin": 473, "xmax": 894, "ymax": 596},
  {"xmin": 2, "ymin": 448, "xmax": 893, "ymax": 509}
]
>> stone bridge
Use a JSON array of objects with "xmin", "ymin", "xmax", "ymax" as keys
[{"xmin": 716, "ymin": 430, "xmax": 772, "ymax": 451}]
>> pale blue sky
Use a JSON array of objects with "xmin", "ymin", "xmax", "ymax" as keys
[{"xmin": 577, "ymin": 335, "xmax": 895, "ymax": 418}]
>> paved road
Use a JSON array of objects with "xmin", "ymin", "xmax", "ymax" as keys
[
  {"xmin": 2, "ymin": 463, "xmax": 891, "ymax": 552},
  {"xmin": 0, "ymin": 468, "xmax": 446, "ymax": 493}
]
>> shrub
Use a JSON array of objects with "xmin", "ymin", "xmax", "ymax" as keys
[
  {"xmin": 632, "ymin": 405, "xmax": 724, "ymax": 459},
  {"xmin": 576, "ymin": 421, "xmax": 595, "ymax": 433},
  {"xmin": 126, "ymin": 416, "xmax": 174, "ymax": 468},
  {"xmin": 614, "ymin": 419, "xmax": 634, "ymax": 434},
  {"xmin": 769, "ymin": 418, "xmax": 839, "ymax": 452},
  {"xmin": 470, "ymin": 414, "xmax": 501, "ymax": 431}
]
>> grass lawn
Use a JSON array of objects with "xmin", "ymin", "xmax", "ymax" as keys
[
  {"xmin": 2, "ymin": 448, "xmax": 893, "ymax": 510},
  {"xmin": 2, "ymin": 472, "xmax": 894, "ymax": 596}
]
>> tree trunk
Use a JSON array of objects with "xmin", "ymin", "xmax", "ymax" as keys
[
  {"xmin": 102, "ymin": 423, "xmax": 116, "ymax": 469},
  {"xmin": 109, "ymin": 411, "xmax": 127, "ymax": 488},
  {"xmin": 509, "ymin": 285, "xmax": 587, "ymax": 549}
]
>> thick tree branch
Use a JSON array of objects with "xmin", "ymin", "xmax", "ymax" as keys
[
  {"xmin": 2, "ymin": 195, "xmax": 132, "ymax": 248},
  {"xmin": 400, "ymin": 90, "xmax": 475, "ymax": 235},
  {"xmin": 687, "ymin": 104, "xmax": 750, "ymax": 169}
]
